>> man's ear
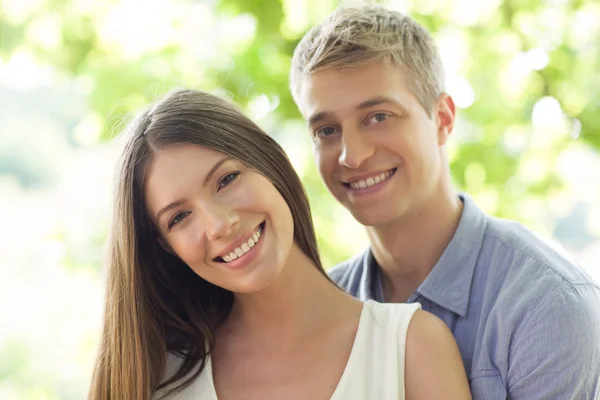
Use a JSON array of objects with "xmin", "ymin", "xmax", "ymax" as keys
[{"xmin": 435, "ymin": 94, "xmax": 456, "ymax": 146}]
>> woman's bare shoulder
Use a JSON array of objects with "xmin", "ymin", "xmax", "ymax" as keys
[{"xmin": 405, "ymin": 310, "xmax": 472, "ymax": 400}]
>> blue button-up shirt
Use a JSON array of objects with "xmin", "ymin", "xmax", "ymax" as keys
[{"xmin": 329, "ymin": 194, "xmax": 600, "ymax": 399}]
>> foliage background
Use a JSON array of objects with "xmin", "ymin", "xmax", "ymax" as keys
[{"xmin": 1, "ymin": 0, "xmax": 599, "ymax": 398}]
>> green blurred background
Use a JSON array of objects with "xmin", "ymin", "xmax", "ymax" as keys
[{"xmin": 1, "ymin": 0, "xmax": 599, "ymax": 398}]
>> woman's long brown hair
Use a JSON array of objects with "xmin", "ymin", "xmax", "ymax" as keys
[{"xmin": 88, "ymin": 89, "xmax": 327, "ymax": 399}]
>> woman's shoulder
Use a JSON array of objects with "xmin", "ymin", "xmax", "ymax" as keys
[
  {"xmin": 153, "ymin": 353, "xmax": 215, "ymax": 400},
  {"xmin": 366, "ymin": 302, "xmax": 454, "ymax": 352},
  {"xmin": 363, "ymin": 300, "xmax": 422, "ymax": 330},
  {"xmin": 360, "ymin": 302, "xmax": 461, "ymax": 361},
  {"xmin": 403, "ymin": 310, "xmax": 472, "ymax": 398},
  {"xmin": 153, "ymin": 353, "xmax": 186, "ymax": 400}
]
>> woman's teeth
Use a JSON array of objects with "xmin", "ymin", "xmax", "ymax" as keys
[
  {"xmin": 349, "ymin": 170, "xmax": 394, "ymax": 190},
  {"xmin": 222, "ymin": 225, "xmax": 263, "ymax": 263}
]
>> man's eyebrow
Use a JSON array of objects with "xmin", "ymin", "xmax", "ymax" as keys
[
  {"xmin": 307, "ymin": 96, "xmax": 401, "ymax": 126},
  {"xmin": 154, "ymin": 156, "xmax": 232, "ymax": 223},
  {"xmin": 356, "ymin": 96, "xmax": 396, "ymax": 109},
  {"xmin": 308, "ymin": 111, "xmax": 330, "ymax": 126}
]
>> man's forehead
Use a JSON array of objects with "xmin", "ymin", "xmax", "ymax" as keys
[{"xmin": 301, "ymin": 70, "xmax": 411, "ymax": 123}]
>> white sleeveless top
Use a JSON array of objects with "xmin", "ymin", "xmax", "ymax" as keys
[{"xmin": 155, "ymin": 300, "xmax": 421, "ymax": 400}]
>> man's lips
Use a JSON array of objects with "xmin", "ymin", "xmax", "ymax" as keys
[{"xmin": 342, "ymin": 168, "xmax": 397, "ymax": 189}]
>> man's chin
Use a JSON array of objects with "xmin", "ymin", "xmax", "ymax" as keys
[{"xmin": 348, "ymin": 208, "xmax": 396, "ymax": 228}]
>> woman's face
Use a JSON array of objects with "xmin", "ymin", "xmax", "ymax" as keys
[{"xmin": 144, "ymin": 144, "xmax": 295, "ymax": 294}]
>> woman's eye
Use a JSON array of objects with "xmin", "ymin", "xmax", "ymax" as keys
[
  {"xmin": 218, "ymin": 172, "xmax": 240, "ymax": 190},
  {"xmin": 315, "ymin": 126, "xmax": 337, "ymax": 138},
  {"xmin": 168, "ymin": 211, "xmax": 190, "ymax": 229},
  {"xmin": 367, "ymin": 113, "xmax": 390, "ymax": 124}
]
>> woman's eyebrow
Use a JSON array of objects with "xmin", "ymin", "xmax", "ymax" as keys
[
  {"xmin": 202, "ymin": 155, "xmax": 232, "ymax": 187},
  {"xmin": 155, "ymin": 155, "xmax": 232, "ymax": 223}
]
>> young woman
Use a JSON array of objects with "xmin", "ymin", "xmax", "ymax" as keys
[{"xmin": 89, "ymin": 89, "xmax": 471, "ymax": 400}]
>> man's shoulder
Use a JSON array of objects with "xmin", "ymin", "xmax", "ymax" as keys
[
  {"xmin": 485, "ymin": 216, "xmax": 593, "ymax": 281},
  {"xmin": 479, "ymin": 214, "xmax": 599, "ymax": 319},
  {"xmin": 327, "ymin": 250, "xmax": 369, "ymax": 290},
  {"xmin": 482, "ymin": 221, "xmax": 600, "ymax": 397}
]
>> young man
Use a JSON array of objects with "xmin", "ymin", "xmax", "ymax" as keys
[{"xmin": 290, "ymin": 5, "xmax": 600, "ymax": 399}]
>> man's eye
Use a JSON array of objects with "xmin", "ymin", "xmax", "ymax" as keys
[
  {"xmin": 218, "ymin": 172, "xmax": 240, "ymax": 190},
  {"xmin": 168, "ymin": 211, "xmax": 190, "ymax": 229},
  {"xmin": 315, "ymin": 126, "xmax": 337, "ymax": 138},
  {"xmin": 367, "ymin": 113, "xmax": 390, "ymax": 124}
]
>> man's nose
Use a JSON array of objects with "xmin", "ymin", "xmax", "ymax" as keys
[{"xmin": 338, "ymin": 128, "xmax": 375, "ymax": 169}]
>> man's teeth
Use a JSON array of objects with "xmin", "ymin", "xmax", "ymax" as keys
[
  {"xmin": 349, "ymin": 170, "xmax": 393, "ymax": 190},
  {"xmin": 222, "ymin": 226, "xmax": 263, "ymax": 263}
]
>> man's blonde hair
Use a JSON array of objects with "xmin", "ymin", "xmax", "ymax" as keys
[{"xmin": 290, "ymin": 5, "xmax": 445, "ymax": 116}]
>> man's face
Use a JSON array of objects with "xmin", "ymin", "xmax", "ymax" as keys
[{"xmin": 299, "ymin": 60, "xmax": 454, "ymax": 228}]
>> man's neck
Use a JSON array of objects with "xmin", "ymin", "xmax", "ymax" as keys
[{"xmin": 367, "ymin": 187, "xmax": 463, "ymax": 303}]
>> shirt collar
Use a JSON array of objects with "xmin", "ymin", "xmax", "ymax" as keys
[
  {"xmin": 366, "ymin": 193, "xmax": 487, "ymax": 317},
  {"xmin": 415, "ymin": 193, "xmax": 487, "ymax": 317},
  {"xmin": 357, "ymin": 250, "xmax": 383, "ymax": 301}
]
